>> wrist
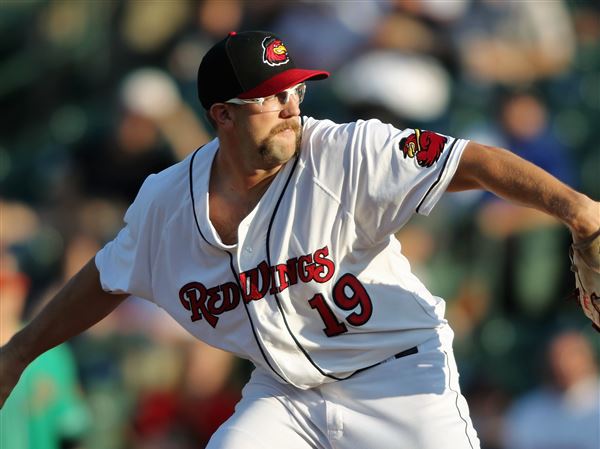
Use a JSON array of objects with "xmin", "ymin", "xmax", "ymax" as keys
[{"xmin": 568, "ymin": 194, "xmax": 600, "ymax": 242}]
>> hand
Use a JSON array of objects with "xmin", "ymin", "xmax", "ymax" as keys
[{"xmin": 0, "ymin": 341, "xmax": 29, "ymax": 409}]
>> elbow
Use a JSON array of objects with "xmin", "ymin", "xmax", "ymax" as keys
[{"xmin": 448, "ymin": 141, "xmax": 498, "ymax": 192}]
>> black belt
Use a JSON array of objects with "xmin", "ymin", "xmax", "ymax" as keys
[
  {"xmin": 392, "ymin": 346, "xmax": 419, "ymax": 359},
  {"xmin": 354, "ymin": 346, "xmax": 419, "ymax": 376}
]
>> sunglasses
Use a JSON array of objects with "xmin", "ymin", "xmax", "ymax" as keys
[{"xmin": 225, "ymin": 83, "xmax": 306, "ymax": 112}]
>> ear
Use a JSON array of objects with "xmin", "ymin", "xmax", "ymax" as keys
[{"xmin": 209, "ymin": 104, "xmax": 233, "ymax": 129}]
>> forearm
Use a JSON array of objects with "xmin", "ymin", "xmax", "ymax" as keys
[
  {"xmin": 449, "ymin": 142, "xmax": 599, "ymax": 240},
  {"xmin": 7, "ymin": 257, "xmax": 128, "ymax": 365}
]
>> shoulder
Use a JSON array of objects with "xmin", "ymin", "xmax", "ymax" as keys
[
  {"xmin": 302, "ymin": 116, "xmax": 400, "ymax": 150},
  {"xmin": 302, "ymin": 116, "xmax": 394, "ymax": 136},
  {"xmin": 301, "ymin": 116, "xmax": 410, "ymax": 159}
]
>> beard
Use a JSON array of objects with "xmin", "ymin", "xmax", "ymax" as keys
[{"xmin": 256, "ymin": 120, "xmax": 302, "ymax": 166}]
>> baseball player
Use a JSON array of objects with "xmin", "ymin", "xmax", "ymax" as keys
[{"xmin": 1, "ymin": 31, "xmax": 599, "ymax": 449}]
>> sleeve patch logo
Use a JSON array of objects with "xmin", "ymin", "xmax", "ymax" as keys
[
  {"xmin": 262, "ymin": 37, "xmax": 290, "ymax": 67},
  {"xmin": 399, "ymin": 129, "xmax": 447, "ymax": 168}
]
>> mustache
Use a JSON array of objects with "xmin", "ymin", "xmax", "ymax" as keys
[{"xmin": 268, "ymin": 120, "xmax": 301, "ymax": 137}]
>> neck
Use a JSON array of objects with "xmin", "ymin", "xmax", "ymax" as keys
[
  {"xmin": 208, "ymin": 143, "xmax": 283, "ymax": 245},
  {"xmin": 212, "ymin": 142, "xmax": 284, "ymax": 194}
]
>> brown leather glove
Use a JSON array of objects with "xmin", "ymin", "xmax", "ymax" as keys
[{"xmin": 570, "ymin": 228, "xmax": 600, "ymax": 332}]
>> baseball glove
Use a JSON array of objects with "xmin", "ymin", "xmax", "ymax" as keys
[{"xmin": 570, "ymin": 228, "xmax": 600, "ymax": 332}]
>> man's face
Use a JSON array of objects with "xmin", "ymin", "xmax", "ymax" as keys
[{"xmin": 225, "ymin": 90, "xmax": 303, "ymax": 169}]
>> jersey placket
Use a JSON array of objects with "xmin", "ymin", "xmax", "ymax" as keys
[{"xmin": 235, "ymin": 214, "xmax": 315, "ymax": 385}]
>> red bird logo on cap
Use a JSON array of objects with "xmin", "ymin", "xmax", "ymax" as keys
[
  {"xmin": 399, "ymin": 129, "xmax": 447, "ymax": 168},
  {"xmin": 262, "ymin": 37, "xmax": 290, "ymax": 67}
]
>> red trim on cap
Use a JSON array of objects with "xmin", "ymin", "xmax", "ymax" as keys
[
  {"xmin": 228, "ymin": 31, "xmax": 237, "ymax": 36},
  {"xmin": 237, "ymin": 68, "xmax": 329, "ymax": 99}
]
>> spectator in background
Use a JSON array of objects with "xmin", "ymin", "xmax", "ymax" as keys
[
  {"xmin": 477, "ymin": 90, "xmax": 575, "ymax": 238},
  {"xmin": 498, "ymin": 90, "xmax": 574, "ymax": 182},
  {"xmin": 72, "ymin": 68, "xmax": 210, "ymax": 204},
  {"xmin": 271, "ymin": 1, "xmax": 389, "ymax": 71},
  {"xmin": 459, "ymin": 0, "xmax": 575, "ymax": 84},
  {"xmin": 0, "ymin": 250, "xmax": 91, "ymax": 449},
  {"xmin": 502, "ymin": 330, "xmax": 600, "ymax": 449},
  {"xmin": 130, "ymin": 340, "xmax": 241, "ymax": 449},
  {"xmin": 473, "ymin": 91, "xmax": 576, "ymax": 319}
]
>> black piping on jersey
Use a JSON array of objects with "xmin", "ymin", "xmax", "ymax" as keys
[
  {"xmin": 264, "ymin": 127, "xmax": 413, "ymax": 382},
  {"xmin": 415, "ymin": 138, "xmax": 458, "ymax": 214},
  {"xmin": 188, "ymin": 145, "xmax": 287, "ymax": 383},
  {"xmin": 265, "ymin": 152, "xmax": 351, "ymax": 381},
  {"xmin": 226, "ymin": 251, "xmax": 287, "ymax": 383},
  {"xmin": 443, "ymin": 350, "xmax": 476, "ymax": 449}
]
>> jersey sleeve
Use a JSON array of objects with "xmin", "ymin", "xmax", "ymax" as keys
[
  {"xmin": 94, "ymin": 174, "xmax": 160, "ymax": 301},
  {"xmin": 303, "ymin": 118, "xmax": 468, "ymax": 245},
  {"xmin": 353, "ymin": 121, "xmax": 467, "ymax": 243}
]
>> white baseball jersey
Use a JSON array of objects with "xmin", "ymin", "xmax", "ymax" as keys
[{"xmin": 95, "ymin": 116, "xmax": 469, "ymax": 389}]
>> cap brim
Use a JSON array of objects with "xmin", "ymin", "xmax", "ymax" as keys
[{"xmin": 238, "ymin": 68, "xmax": 329, "ymax": 99}]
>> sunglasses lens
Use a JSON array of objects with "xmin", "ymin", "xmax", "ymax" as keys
[
  {"xmin": 257, "ymin": 84, "xmax": 306, "ymax": 112},
  {"xmin": 275, "ymin": 91, "xmax": 290, "ymax": 106},
  {"xmin": 280, "ymin": 84, "xmax": 305, "ymax": 106}
]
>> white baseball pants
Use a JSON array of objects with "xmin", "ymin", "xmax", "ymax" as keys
[{"xmin": 207, "ymin": 339, "xmax": 480, "ymax": 449}]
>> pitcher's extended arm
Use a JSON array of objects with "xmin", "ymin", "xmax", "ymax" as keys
[
  {"xmin": 0, "ymin": 258, "xmax": 129, "ymax": 408},
  {"xmin": 448, "ymin": 142, "xmax": 599, "ymax": 241}
]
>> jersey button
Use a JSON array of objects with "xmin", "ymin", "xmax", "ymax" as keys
[{"xmin": 245, "ymin": 246, "xmax": 253, "ymax": 253}]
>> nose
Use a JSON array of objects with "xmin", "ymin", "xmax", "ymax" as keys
[{"xmin": 280, "ymin": 95, "xmax": 301, "ymax": 118}]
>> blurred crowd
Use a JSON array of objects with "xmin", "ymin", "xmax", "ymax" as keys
[{"xmin": 0, "ymin": 1, "xmax": 599, "ymax": 449}]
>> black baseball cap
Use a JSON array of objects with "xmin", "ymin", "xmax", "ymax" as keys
[{"xmin": 197, "ymin": 31, "xmax": 329, "ymax": 110}]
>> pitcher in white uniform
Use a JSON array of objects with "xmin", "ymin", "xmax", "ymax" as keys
[{"xmin": 1, "ymin": 31, "xmax": 598, "ymax": 449}]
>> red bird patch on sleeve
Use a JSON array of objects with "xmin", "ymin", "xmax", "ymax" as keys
[{"xmin": 399, "ymin": 129, "xmax": 447, "ymax": 168}]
